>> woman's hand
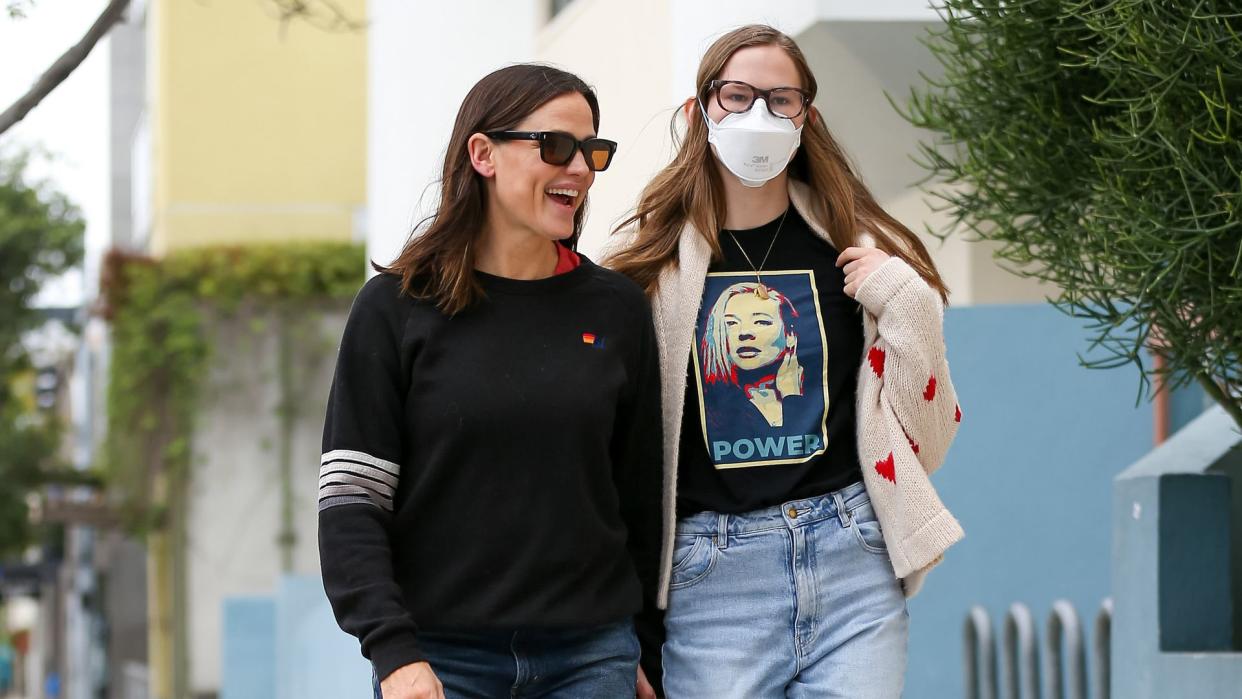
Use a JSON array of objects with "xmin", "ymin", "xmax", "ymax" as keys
[
  {"xmin": 637, "ymin": 666, "xmax": 657, "ymax": 699},
  {"xmin": 836, "ymin": 247, "xmax": 891, "ymax": 298},
  {"xmin": 380, "ymin": 662, "xmax": 445, "ymax": 699}
]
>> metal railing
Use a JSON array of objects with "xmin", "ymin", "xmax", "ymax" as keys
[{"xmin": 964, "ymin": 599, "xmax": 1111, "ymax": 699}]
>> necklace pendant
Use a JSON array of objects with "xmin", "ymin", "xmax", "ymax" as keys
[{"xmin": 755, "ymin": 282, "xmax": 770, "ymax": 300}]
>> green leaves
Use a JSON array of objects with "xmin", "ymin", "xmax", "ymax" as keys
[
  {"xmin": 0, "ymin": 403, "xmax": 63, "ymax": 557},
  {"xmin": 906, "ymin": 0, "xmax": 1242, "ymax": 426},
  {"xmin": 101, "ymin": 242, "xmax": 365, "ymax": 531},
  {"xmin": 0, "ymin": 156, "xmax": 84, "ymax": 353},
  {"xmin": 0, "ymin": 155, "xmax": 83, "ymax": 557}
]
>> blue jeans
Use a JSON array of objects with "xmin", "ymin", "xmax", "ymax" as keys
[
  {"xmin": 372, "ymin": 620, "xmax": 639, "ymax": 699},
  {"xmin": 663, "ymin": 481, "xmax": 908, "ymax": 698}
]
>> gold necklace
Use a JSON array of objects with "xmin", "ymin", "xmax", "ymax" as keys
[{"xmin": 725, "ymin": 206, "xmax": 789, "ymax": 300}]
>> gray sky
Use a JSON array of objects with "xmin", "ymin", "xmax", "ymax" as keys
[{"xmin": 1, "ymin": 1, "xmax": 111, "ymax": 307}]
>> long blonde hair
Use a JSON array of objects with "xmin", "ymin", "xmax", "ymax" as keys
[{"xmin": 606, "ymin": 25, "xmax": 948, "ymax": 303}]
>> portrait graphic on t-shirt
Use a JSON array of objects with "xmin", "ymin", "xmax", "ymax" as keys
[{"xmin": 693, "ymin": 271, "xmax": 829, "ymax": 469}]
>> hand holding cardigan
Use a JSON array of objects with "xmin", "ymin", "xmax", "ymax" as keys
[{"xmin": 837, "ymin": 246, "xmax": 892, "ymax": 298}]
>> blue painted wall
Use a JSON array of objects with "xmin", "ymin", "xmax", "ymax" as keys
[
  {"xmin": 274, "ymin": 575, "xmax": 372, "ymax": 699},
  {"xmin": 222, "ymin": 577, "xmax": 371, "ymax": 698},
  {"xmin": 221, "ymin": 598, "xmax": 276, "ymax": 699},
  {"xmin": 905, "ymin": 304, "xmax": 1187, "ymax": 698}
]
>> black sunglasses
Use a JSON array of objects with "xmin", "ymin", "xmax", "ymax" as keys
[{"xmin": 485, "ymin": 131, "xmax": 618, "ymax": 172}]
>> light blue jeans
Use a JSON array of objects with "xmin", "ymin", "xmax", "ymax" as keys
[{"xmin": 663, "ymin": 481, "xmax": 908, "ymax": 698}]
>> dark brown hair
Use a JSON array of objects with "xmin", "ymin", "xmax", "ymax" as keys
[
  {"xmin": 606, "ymin": 25, "xmax": 949, "ymax": 304},
  {"xmin": 376, "ymin": 64, "xmax": 601, "ymax": 315}
]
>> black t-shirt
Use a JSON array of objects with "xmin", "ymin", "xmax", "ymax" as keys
[{"xmin": 677, "ymin": 207, "xmax": 864, "ymax": 516}]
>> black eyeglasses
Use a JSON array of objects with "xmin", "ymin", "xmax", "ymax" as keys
[
  {"xmin": 485, "ymin": 131, "xmax": 618, "ymax": 172},
  {"xmin": 701, "ymin": 80, "xmax": 812, "ymax": 119}
]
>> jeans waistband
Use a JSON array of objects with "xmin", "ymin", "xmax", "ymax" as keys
[{"xmin": 675, "ymin": 480, "xmax": 869, "ymax": 537}]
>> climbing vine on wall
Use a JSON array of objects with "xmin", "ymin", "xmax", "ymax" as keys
[{"xmin": 99, "ymin": 242, "xmax": 365, "ymax": 531}]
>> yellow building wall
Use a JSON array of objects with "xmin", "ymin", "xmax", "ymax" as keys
[{"xmin": 150, "ymin": 0, "xmax": 366, "ymax": 255}]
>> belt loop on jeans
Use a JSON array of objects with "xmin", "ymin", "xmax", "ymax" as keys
[
  {"xmin": 832, "ymin": 489, "xmax": 851, "ymax": 528},
  {"xmin": 715, "ymin": 513, "xmax": 729, "ymax": 550}
]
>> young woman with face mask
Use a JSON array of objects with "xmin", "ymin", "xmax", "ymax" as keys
[
  {"xmin": 319, "ymin": 64, "xmax": 663, "ymax": 699},
  {"xmin": 608, "ymin": 26, "xmax": 965, "ymax": 698}
]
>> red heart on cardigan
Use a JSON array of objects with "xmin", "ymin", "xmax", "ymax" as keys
[
  {"xmin": 923, "ymin": 375, "xmax": 937, "ymax": 401},
  {"xmin": 875, "ymin": 452, "xmax": 896, "ymax": 483},
  {"xmin": 867, "ymin": 346, "xmax": 886, "ymax": 377},
  {"xmin": 901, "ymin": 427, "xmax": 920, "ymax": 454},
  {"xmin": 955, "ymin": 404, "xmax": 962, "ymax": 423}
]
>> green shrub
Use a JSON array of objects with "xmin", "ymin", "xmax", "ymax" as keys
[{"xmin": 904, "ymin": 1, "xmax": 1241, "ymax": 427}]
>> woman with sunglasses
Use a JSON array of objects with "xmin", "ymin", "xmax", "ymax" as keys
[
  {"xmin": 319, "ymin": 64, "xmax": 663, "ymax": 699},
  {"xmin": 608, "ymin": 26, "xmax": 964, "ymax": 698}
]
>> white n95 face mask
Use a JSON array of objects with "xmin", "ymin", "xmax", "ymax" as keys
[{"xmin": 704, "ymin": 99, "xmax": 803, "ymax": 188}]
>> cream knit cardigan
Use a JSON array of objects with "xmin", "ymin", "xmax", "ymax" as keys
[{"xmin": 637, "ymin": 179, "xmax": 964, "ymax": 608}]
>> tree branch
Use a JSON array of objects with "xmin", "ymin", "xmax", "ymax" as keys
[
  {"xmin": 0, "ymin": 0, "xmax": 132, "ymax": 138},
  {"xmin": 262, "ymin": 0, "xmax": 364, "ymax": 33}
]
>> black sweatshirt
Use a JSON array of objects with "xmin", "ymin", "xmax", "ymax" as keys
[{"xmin": 318, "ymin": 259, "xmax": 664, "ymax": 682}]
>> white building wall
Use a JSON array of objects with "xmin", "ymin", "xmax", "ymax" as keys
[
  {"xmin": 366, "ymin": 0, "xmax": 542, "ymax": 269},
  {"xmin": 665, "ymin": 0, "xmax": 940, "ymax": 125},
  {"xmin": 185, "ymin": 311, "xmax": 346, "ymax": 694},
  {"xmin": 535, "ymin": 0, "xmax": 676, "ymax": 256},
  {"xmin": 668, "ymin": 0, "xmax": 814, "ymax": 102}
]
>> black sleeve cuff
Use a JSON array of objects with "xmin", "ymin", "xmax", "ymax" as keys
[{"xmin": 368, "ymin": 635, "xmax": 426, "ymax": 684}]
